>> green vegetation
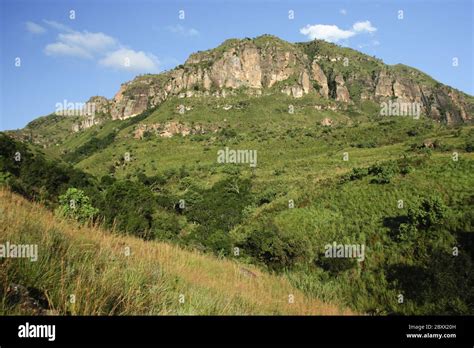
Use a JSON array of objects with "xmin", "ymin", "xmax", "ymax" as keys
[
  {"xmin": 56, "ymin": 188, "xmax": 99, "ymax": 223},
  {"xmin": 2, "ymin": 97, "xmax": 472, "ymax": 315},
  {"xmin": 1, "ymin": 36, "xmax": 473, "ymax": 315},
  {"xmin": 0, "ymin": 189, "xmax": 350, "ymax": 315}
]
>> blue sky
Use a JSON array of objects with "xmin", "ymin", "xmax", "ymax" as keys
[{"xmin": 1, "ymin": 0, "xmax": 472, "ymax": 130}]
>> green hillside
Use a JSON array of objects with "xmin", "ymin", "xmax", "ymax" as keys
[{"xmin": 1, "ymin": 35, "xmax": 473, "ymax": 315}]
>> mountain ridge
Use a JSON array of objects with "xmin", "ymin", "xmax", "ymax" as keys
[
  {"xmin": 102, "ymin": 34, "xmax": 472, "ymax": 124},
  {"xmin": 10, "ymin": 34, "xmax": 474, "ymax": 142}
]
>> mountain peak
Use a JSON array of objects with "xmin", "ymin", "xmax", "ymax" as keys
[
  {"xmin": 17, "ymin": 35, "xmax": 474, "ymax": 132},
  {"xmin": 102, "ymin": 35, "xmax": 472, "ymax": 124}
]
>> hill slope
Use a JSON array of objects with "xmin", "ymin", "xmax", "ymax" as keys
[
  {"xmin": 1, "ymin": 34, "xmax": 473, "ymax": 316},
  {"xmin": 0, "ymin": 188, "xmax": 352, "ymax": 315}
]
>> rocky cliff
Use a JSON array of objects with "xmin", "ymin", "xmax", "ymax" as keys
[{"xmin": 75, "ymin": 35, "xmax": 474, "ymax": 126}]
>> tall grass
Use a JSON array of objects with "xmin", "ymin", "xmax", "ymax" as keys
[{"xmin": 0, "ymin": 188, "xmax": 352, "ymax": 315}]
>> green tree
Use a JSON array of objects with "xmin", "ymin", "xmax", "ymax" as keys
[
  {"xmin": 406, "ymin": 196, "xmax": 447, "ymax": 230},
  {"xmin": 101, "ymin": 180, "xmax": 156, "ymax": 238},
  {"xmin": 56, "ymin": 188, "xmax": 99, "ymax": 223}
]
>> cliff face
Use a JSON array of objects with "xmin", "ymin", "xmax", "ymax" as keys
[{"xmin": 82, "ymin": 35, "xmax": 474, "ymax": 124}]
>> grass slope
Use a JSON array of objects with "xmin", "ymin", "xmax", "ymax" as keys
[{"xmin": 0, "ymin": 188, "xmax": 352, "ymax": 315}]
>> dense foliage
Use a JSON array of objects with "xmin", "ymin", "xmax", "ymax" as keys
[{"xmin": 56, "ymin": 187, "xmax": 99, "ymax": 223}]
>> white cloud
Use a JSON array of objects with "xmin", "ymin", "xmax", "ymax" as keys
[
  {"xmin": 42, "ymin": 21, "xmax": 160, "ymax": 73},
  {"xmin": 99, "ymin": 48, "xmax": 159, "ymax": 72},
  {"xmin": 59, "ymin": 31, "xmax": 117, "ymax": 53},
  {"xmin": 300, "ymin": 24, "xmax": 355, "ymax": 42},
  {"xmin": 352, "ymin": 21, "xmax": 377, "ymax": 33},
  {"xmin": 165, "ymin": 24, "xmax": 199, "ymax": 37},
  {"xmin": 43, "ymin": 20, "xmax": 73, "ymax": 32},
  {"xmin": 44, "ymin": 31, "xmax": 117, "ymax": 59},
  {"xmin": 340, "ymin": 9, "xmax": 347, "ymax": 15},
  {"xmin": 44, "ymin": 42, "xmax": 93, "ymax": 59},
  {"xmin": 300, "ymin": 20, "xmax": 378, "ymax": 43},
  {"xmin": 26, "ymin": 21, "xmax": 46, "ymax": 34}
]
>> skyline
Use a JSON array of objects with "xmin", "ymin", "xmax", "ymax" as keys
[{"xmin": 1, "ymin": 0, "xmax": 473, "ymax": 130}]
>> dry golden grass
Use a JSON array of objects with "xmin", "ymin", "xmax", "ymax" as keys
[{"xmin": 0, "ymin": 188, "xmax": 353, "ymax": 315}]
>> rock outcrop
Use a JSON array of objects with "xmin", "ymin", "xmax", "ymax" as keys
[
  {"xmin": 70, "ymin": 35, "xmax": 473, "ymax": 125},
  {"xmin": 334, "ymin": 75, "xmax": 351, "ymax": 103},
  {"xmin": 133, "ymin": 122, "xmax": 218, "ymax": 139},
  {"xmin": 311, "ymin": 60, "xmax": 329, "ymax": 98}
]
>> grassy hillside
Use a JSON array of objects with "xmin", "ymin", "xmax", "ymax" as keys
[
  {"xmin": 2, "ymin": 89, "xmax": 473, "ymax": 315},
  {"xmin": 0, "ymin": 188, "xmax": 352, "ymax": 315},
  {"xmin": 1, "ymin": 34, "xmax": 473, "ymax": 316}
]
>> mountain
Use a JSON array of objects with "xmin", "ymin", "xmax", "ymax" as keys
[
  {"xmin": 8, "ymin": 35, "xmax": 474, "ymax": 147},
  {"xmin": 104, "ymin": 35, "xmax": 474, "ymax": 123},
  {"xmin": 1, "ymin": 35, "xmax": 473, "ymax": 316}
]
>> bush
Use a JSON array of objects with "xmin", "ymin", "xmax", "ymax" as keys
[
  {"xmin": 101, "ymin": 180, "xmax": 156, "ymax": 238},
  {"xmin": 369, "ymin": 162, "xmax": 398, "ymax": 184},
  {"xmin": 406, "ymin": 196, "xmax": 447, "ymax": 230},
  {"xmin": 349, "ymin": 167, "xmax": 369, "ymax": 181},
  {"xmin": 465, "ymin": 140, "xmax": 474, "ymax": 153},
  {"xmin": 185, "ymin": 175, "xmax": 252, "ymax": 234},
  {"xmin": 0, "ymin": 134, "xmax": 99, "ymax": 206},
  {"xmin": 241, "ymin": 221, "xmax": 314, "ymax": 270},
  {"xmin": 151, "ymin": 210, "xmax": 183, "ymax": 240},
  {"xmin": 56, "ymin": 188, "xmax": 99, "ymax": 223},
  {"xmin": 316, "ymin": 256, "xmax": 357, "ymax": 275}
]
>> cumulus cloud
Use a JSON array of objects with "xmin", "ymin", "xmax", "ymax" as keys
[
  {"xmin": 300, "ymin": 24, "xmax": 355, "ymax": 42},
  {"xmin": 44, "ymin": 31, "xmax": 117, "ymax": 59},
  {"xmin": 44, "ymin": 42, "xmax": 93, "ymax": 59},
  {"xmin": 99, "ymin": 48, "xmax": 160, "ymax": 72},
  {"xmin": 300, "ymin": 20, "xmax": 378, "ymax": 43},
  {"xmin": 43, "ymin": 20, "xmax": 73, "ymax": 32},
  {"xmin": 352, "ymin": 21, "xmax": 377, "ymax": 33},
  {"xmin": 25, "ymin": 21, "xmax": 46, "ymax": 34},
  {"xmin": 42, "ymin": 21, "xmax": 159, "ymax": 72},
  {"xmin": 165, "ymin": 24, "xmax": 199, "ymax": 37}
]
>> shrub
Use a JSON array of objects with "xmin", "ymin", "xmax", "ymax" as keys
[
  {"xmin": 0, "ymin": 134, "xmax": 99, "ymax": 205},
  {"xmin": 465, "ymin": 140, "xmax": 474, "ymax": 153},
  {"xmin": 349, "ymin": 167, "xmax": 369, "ymax": 181},
  {"xmin": 101, "ymin": 180, "xmax": 156, "ymax": 238},
  {"xmin": 406, "ymin": 196, "xmax": 447, "ymax": 230},
  {"xmin": 316, "ymin": 256, "xmax": 357, "ymax": 275},
  {"xmin": 55, "ymin": 188, "xmax": 99, "ymax": 223},
  {"xmin": 241, "ymin": 221, "xmax": 314, "ymax": 270},
  {"xmin": 151, "ymin": 210, "xmax": 183, "ymax": 240},
  {"xmin": 369, "ymin": 162, "xmax": 398, "ymax": 184}
]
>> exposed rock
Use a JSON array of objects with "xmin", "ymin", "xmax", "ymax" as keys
[
  {"xmin": 85, "ymin": 96, "xmax": 110, "ymax": 115},
  {"xmin": 282, "ymin": 85, "xmax": 304, "ymax": 98},
  {"xmin": 393, "ymin": 79, "xmax": 422, "ymax": 102},
  {"xmin": 299, "ymin": 70, "xmax": 312, "ymax": 94},
  {"xmin": 72, "ymin": 115, "xmax": 101, "ymax": 132},
  {"xmin": 422, "ymin": 139, "xmax": 435, "ymax": 148},
  {"xmin": 6, "ymin": 283, "xmax": 52, "ymax": 315},
  {"xmin": 67, "ymin": 36, "xmax": 472, "ymax": 125},
  {"xmin": 375, "ymin": 70, "xmax": 393, "ymax": 97},
  {"xmin": 334, "ymin": 75, "xmax": 351, "ymax": 102},
  {"xmin": 133, "ymin": 122, "xmax": 217, "ymax": 139},
  {"xmin": 321, "ymin": 117, "xmax": 333, "ymax": 126},
  {"xmin": 311, "ymin": 60, "xmax": 329, "ymax": 98}
]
